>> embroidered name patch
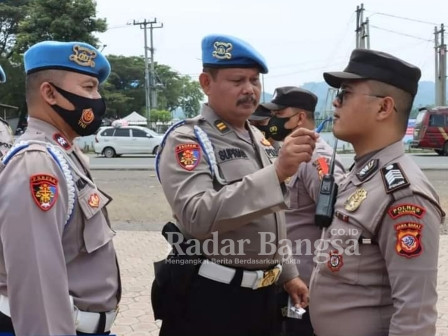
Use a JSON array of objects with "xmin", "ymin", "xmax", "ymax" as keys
[
  {"xmin": 218, "ymin": 148, "xmax": 248, "ymax": 162},
  {"xmin": 388, "ymin": 204, "xmax": 426, "ymax": 219},
  {"xmin": 175, "ymin": 143, "xmax": 201, "ymax": 171},
  {"xmin": 395, "ymin": 222, "xmax": 423, "ymax": 258},
  {"xmin": 30, "ymin": 174, "xmax": 58, "ymax": 211}
]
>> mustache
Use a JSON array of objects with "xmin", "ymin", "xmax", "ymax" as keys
[{"xmin": 236, "ymin": 95, "xmax": 257, "ymax": 106}]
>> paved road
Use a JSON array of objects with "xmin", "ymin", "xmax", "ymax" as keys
[{"xmin": 88, "ymin": 152, "xmax": 448, "ymax": 170}]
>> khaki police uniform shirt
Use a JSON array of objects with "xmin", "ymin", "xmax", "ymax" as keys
[
  {"xmin": 309, "ymin": 141, "xmax": 445, "ymax": 336},
  {"xmin": 158, "ymin": 104, "xmax": 299, "ymax": 283},
  {"xmin": 285, "ymin": 137, "xmax": 345, "ymax": 286},
  {"xmin": 0, "ymin": 118, "xmax": 13, "ymax": 157},
  {"xmin": 0, "ymin": 118, "xmax": 120, "ymax": 335}
]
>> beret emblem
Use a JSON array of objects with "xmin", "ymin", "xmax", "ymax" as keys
[
  {"xmin": 212, "ymin": 41, "xmax": 233, "ymax": 60},
  {"xmin": 70, "ymin": 45, "xmax": 96, "ymax": 68}
]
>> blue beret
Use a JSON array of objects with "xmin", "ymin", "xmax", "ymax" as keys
[
  {"xmin": 24, "ymin": 41, "xmax": 111, "ymax": 83},
  {"xmin": 0, "ymin": 65, "xmax": 5, "ymax": 83},
  {"xmin": 202, "ymin": 34, "xmax": 268, "ymax": 74}
]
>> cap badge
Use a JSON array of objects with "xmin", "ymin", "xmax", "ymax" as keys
[
  {"xmin": 212, "ymin": 41, "xmax": 233, "ymax": 60},
  {"xmin": 70, "ymin": 45, "xmax": 97, "ymax": 68},
  {"xmin": 344, "ymin": 188, "xmax": 367, "ymax": 212}
]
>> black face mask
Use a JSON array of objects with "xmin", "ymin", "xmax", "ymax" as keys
[
  {"xmin": 268, "ymin": 116, "xmax": 295, "ymax": 141},
  {"xmin": 50, "ymin": 83, "xmax": 106, "ymax": 136}
]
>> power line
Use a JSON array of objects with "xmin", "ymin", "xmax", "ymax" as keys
[
  {"xmin": 366, "ymin": 11, "xmax": 438, "ymax": 26},
  {"xmin": 370, "ymin": 24, "xmax": 432, "ymax": 42}
]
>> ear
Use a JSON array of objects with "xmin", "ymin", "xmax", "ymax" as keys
[
  {"xmin": 40, "ymin": 82, "xmax": 57, "ymax": 105},
  {"xmin": 296, "ymin": 110, "xmax": 307, "ymax": 127},
  {"xmin": 376, "ymin": 96, "xmax": 395, "ymax": 121},
  {"xmin": 199, "ymin": 72, "xmax": 212, "ymax": 95}
]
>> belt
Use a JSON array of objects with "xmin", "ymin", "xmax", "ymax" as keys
[
  {"xmin": 198, "ymin": 261, "xmax": 282, "ymax": 290},
  {"xmin": 0, "ymin": 295, "xmax": 118, "ymax": 333}
]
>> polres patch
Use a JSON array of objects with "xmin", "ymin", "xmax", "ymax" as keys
[
  {"xmin": 175, "ymin": 143, "xmax": 201, "ymax": 171},
  {"xmin": 395, "ymin": 222, "xmax": 423, "ymax": 258},
  {"xmin": 30, "ymin": 174, "xmax": 58, "ymax": 211},
  {"xmin": 381, "ymin": 163, "xmax": 409, "ymax": 194},
  {"xmin": 388, "ymin": 203, "xmax": 426, "ymax": 219}
]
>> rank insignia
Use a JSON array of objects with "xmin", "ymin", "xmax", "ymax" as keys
[
  {"xmin": 214, "ymin": 120, "xmax": 229, "ymax": 133},
  {"xmin": 70, "ymin": 45, "xmax": 96, "ymax": 67},
  {"xmin": 388, "ymin": 203, "xmax": 426, "ymax": 219},
  {"xmin": 88, "ymin": 193, "xmax": 100, "ymax": 208},
  {"xmin": 395, "ymin": 222, "xmax": 423, "ymax": 258},
  {"xmin": 30, "ymin": 174, "xmax": 58, "ymax": 211},
  {"xmin": 212, "ymin": 41, "xmax": 233, "ymax": 60},
  {"xmin": 53, "ymin": 133, "xmax": 71, "ymax": 150},
  {"xmin": 381, "ymin": 163, "xmax": 409, "ymax": 194},
  {"xmin": 327, "ymin": 250, "xmax": 343, "ymax": 272},
  {"xmin": 175, "ymin": 143, "xmax": 201, "ymax": 171},
  {"xmin": 313, "ymin": 157, "xmax": 329, "ymax": 180},
  {"xmin": 335, "ymin": 210, "xmax": 350, "ymax": 223},
  {"xmin": 356, "ymin": 159, "xmax": 378, "ymax": 181},
  {"xmin": 344, "ymin": 188, "xmax": 367, "ymax": 212}
]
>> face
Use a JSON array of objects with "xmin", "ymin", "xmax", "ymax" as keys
[
  {"xmin": 54, "ymin": 71, "xmax": 101, "ymax": 109},
  {"xmin": 332, "ymin": 81, "xmax": 382, "ymax": 143},
  {"xmin": 271, "ymin": 107, "xmax": 299, "ymax": 129},
  {"xmin": 200, "ymin": 68, "xmax": 261, "ymax": 123}
]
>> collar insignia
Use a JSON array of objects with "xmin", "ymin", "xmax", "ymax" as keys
[
  {"xmin": 70, "ymin": 45, "xmax": 96, "ymax": 67},
  {"xmin": 356, "ymin": 159, "xmax": 378, "ymax": 181},
  {"xmin": 261, "ymin": 138, "xmax": 271, "ymax": 146},
  {"xmin": 53, "ymin": 133, "xmax": 71, "ymax": 150},
  {"xmin": 30, "ymin": 174, "xmax": 58, "ymax": 211},
  {"xmin": 214, "ymin": 120, "xmax": 229, "ymax": 133},
  {"xmin": 344, "ymin": 188, "xmax": 367, "ymax": 212},
  {"xmin": 88, "ymin": 193, "xmax": 100, "ymax": 208},
  {"xmin": 212, "ymin": 42, "xmax": 233, "ymax": 60},
  {"xmin": 381, "ymin": 163, "xmax": 409, "ymax": 194}
]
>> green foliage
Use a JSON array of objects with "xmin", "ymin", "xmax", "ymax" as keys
[
  {"xmin": 15, "ymin": 0, "xmax": 107, "ymax": 53},
  {"xmin": 0, "ymin": 0, "xmax": 29, "ymax": 58},
  {"xmin": 149, "ymin": 109, "xmax": 171, "ymax": 123}
]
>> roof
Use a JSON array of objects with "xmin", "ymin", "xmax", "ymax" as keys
[{"xmin": 123, "ymin": 111, "xmax": 147, "ymax": 125}]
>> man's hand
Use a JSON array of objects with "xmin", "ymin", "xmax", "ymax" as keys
[
  {"xmin": 275, "ymin": 128, "xmax": 317, "ymax": 182},
  {"xmin": 284, "ymin": 276, "xmax": 309, "ymax": 308}
]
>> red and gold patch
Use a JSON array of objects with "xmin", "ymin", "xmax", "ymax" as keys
[
  {"xmin": 313, "ymin": 157, "xmax": 329, "ymax": 180},
  {"xmin": 175, "ymin": 143, "xmax": 201, "ymax": 171},
  {"xmin": 53, "ymin": 133, "xmax": 71, "ymax": 150},
  {"xmin": 388, "ymin": 204, "xmax": 426, "ymax": 219},
  {"xmin": 395, "ymin": 222, "xmax": 423, "ymax": 258},
  {"xmin": 79, "ymin": 108, "xmax": 95, "ymax": 129},
  {"xmin": 30, "ymin": 174, "xmax": 58, "ymax": 211},
  {"xmin": 327, "ymin": 250, "xmax": 343, "ymax": 272},
  {"xmin": 88, "ymin": 193, "xmax": 100, "ymax": 208}
]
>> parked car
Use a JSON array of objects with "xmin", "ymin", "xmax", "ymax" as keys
[
  {"xmin": 411, "ymin": 106, "xmax": 448, "ymax": 156},
  {"xmin": 94, "ymin": 125, "xmax": 163, "ymax": 158}
]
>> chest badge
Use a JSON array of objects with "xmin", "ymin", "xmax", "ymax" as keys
[
  {"xmin": 30, "ymin": 174, "xmax": 58, "ymax": 211},
  {"xmin": 327, "ymin": 250, "xmax": 343, "ymax": 272},
  {"xmin": 344, "ymin": 188, "xmax": 367, "ymax": 212},
  {"xmin": 88, "ymin": 193, "xmax": 100, "ymax": 208}
]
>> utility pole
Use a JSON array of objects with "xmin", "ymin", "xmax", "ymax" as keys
[
  {"xmin": 133, "ymin": 18, "xmax": 163, "ymax": 123},
  {"xmin": 355, "ymin": 4, "xmax": 370, "ymax": 49},
  {"xmin": 435, "ymin": 23, "xmax": 446, "ymax": 106}
]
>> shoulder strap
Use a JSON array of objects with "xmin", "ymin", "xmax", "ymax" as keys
[{"xmin": 2, "ymin": 140, "xmax": 76, "ymax": 226}]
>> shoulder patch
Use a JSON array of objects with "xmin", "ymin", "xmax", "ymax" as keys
[
  {"xmin": 388, "ymin": 203, "xmax": 426, "ymax": 219},
  {"xmin": 30, "ymin": 174, "xmax": 59, "ymax": 211},
  {"xmin": 356, "ymin": 159, "xmax": 378, "ymax": 181},
  {"xmin": 380, "ymin": 163, "xmax": 409, "ymax": 194},
  {"xmin": 175, "ymin": 143, "xmax": 201, "ymax": 171},
  {"xmin": 214, "ymin": 120, "xmax": 230, "ymax": 134},
  {"xmin": 395, "ymin": 222, "xmax": 423, "ymax": 258}
]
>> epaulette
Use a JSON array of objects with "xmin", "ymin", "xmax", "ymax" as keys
[
  {"xmin": 380, "ymin": 162, "xmax": 410, "ymax": 195},
  {"xmin": 2, "ymin": 140, "xmax": 76, "ymax": 226}
]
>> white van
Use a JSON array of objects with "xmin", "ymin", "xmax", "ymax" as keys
[{"xmin": 94, "ymin": 125, "xmax": 163, "ymax": 158}]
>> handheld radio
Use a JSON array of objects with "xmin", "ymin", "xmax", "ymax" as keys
[{"xmin": 314, "ymin": 138, "xmax": 339, "ymax": 229}]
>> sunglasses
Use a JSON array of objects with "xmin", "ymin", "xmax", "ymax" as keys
[{"xmin": 335, "ymin": 88, "xmax": 398, "ymax": 112}]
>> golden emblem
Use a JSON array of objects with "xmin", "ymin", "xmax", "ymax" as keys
[
  {"xmin": 88, "ymin": 193, "xmax": 100, "ymax": 208},
  {"xmin": 344, "ymin": 188, "xmax": 367, "ymax": 212},
  {"xmin": 261, "ymin": 138, "xmax": 271, "ymax": 146},
  {"xmin": 212, "ymin": 41, "xmax": 233, "ymax": 59},
  {"xmin": 78, "ymin": 108, "xmax": 94, "ymax": 129},
  {"xmin": 259, "ymin": 267, "xmax": 281, "ymax": 288},
  {"xmin": 70, "ymin": 45, "xmax": 97, "ymax": 68}
]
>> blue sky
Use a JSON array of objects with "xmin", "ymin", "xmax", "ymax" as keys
[{"xmin": 95, "ymin": 0, "xmax": 447, "ymax": 95}]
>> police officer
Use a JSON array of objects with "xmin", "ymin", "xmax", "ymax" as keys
[
  {"xmin": 309, "ymin": 49, "xmax": 445, "ymax": 336},
  {"xmin": 155, "ymin": 34, "xmax": 317, "ymax": 336},
  {"xmin": 0, "ymin": 65, "xmax": 14, "ymax": 157},
  {"xmin": 0, "ymin": 41, "xmax": 120, "ymax": 335},
  {"xmin": 260, "ymin": 86, "xmax": 346, "ymax": 336}
]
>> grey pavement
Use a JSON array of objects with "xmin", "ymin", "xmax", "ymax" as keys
[{"xmin": 112, "ymin": 230, "xmax": 448, "ymax": 336}]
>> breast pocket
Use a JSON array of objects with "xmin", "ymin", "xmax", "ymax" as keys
[
  {"xmin": 217, "ymin": 158, "xmax": 256, "ymax": 183},
  {"xmin": 77, "ymin": 184, "xmax": 115, "ymax": 253}
]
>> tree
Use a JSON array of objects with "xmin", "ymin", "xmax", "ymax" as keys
[
  {"xmin": 179, "ymin": 76, "xmax": 202, "ymax": 118},
  {"xmin": 0, "ymin": 0, "xmax": 29, "ymax": 58},
  {"xmin": 150, "ymin": 109, "xmax": 171, "ymax": 123},
  {"xmin": 15, "ymin": 0, "xmax": 107, "ymax": 53}
]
